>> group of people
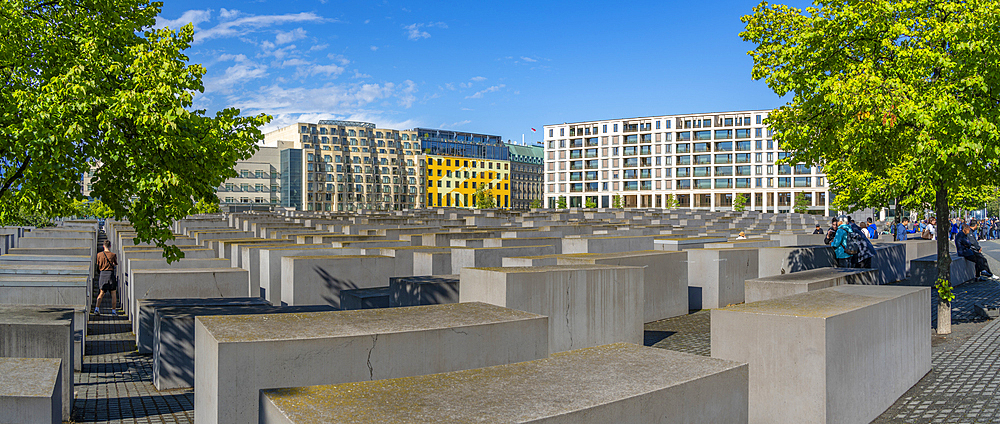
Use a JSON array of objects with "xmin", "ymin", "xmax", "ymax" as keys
[
  {"xmin": 819, "ymin": 214, "xmax": 999, "ymax": 282},
  {"xmin": 821, "ymin": 215, "xmax": 877, "ymax": 269}
]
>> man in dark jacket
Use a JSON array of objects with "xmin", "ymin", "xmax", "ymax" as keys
[
  {"xmin": 813, "ymin": 225, "xmax": 823, "ymax": 234},
  {"xmin": 956, "ymin": 223, "xmax": 998, "ymax": 281},
  {"xmin": 824, "ymin": 218, "xmax": 839, "ymax": 245}
]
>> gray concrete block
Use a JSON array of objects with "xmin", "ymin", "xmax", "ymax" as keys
[
  {"xmin": 259, "ymin": 343, "xmax": 748, "ymax": 424},
  {"xmin": 769, "ymin": 233, "xmax": 827, "ymax": 247},
  {"xmin": 258, "ymin": 246, "xmax": 361, "ymax": 304},
  {"xmin": 280, "ymin": 255, "xmax": 400, "ymax": 308},
  {"xmin": 653, "ymin": 236, "xmax": 729, "ymax": 251},
  {"xmin": 911, "ymin": 253, "xmax": 976, "ymax": 286},
  {"xmin": 339, "ymin": 287, "xmax": 389, "ymax": 310},
  {"xmin": 460, "ymin": 265, "xmax": 644, "ymax": 353},
  {"xmin": 0, "ymin": 357, "xmax": 62, "ymax": 424},
  {"xmin": 712, "ymin": 285, "xmax": 930, "ymax": 424},
  {"xmin": 451, "ymin": 245, "xmax": 557, "ymax": 273},
  {"xmin": 128, "ymin": 268, "xmax": 251, "ymax": 321},
  {"xmin": 686, "ymin": 248, "xmax": 759, "ymax": 309},
  {"xmin": 413, "ymin": 250, "xmax": 452, "ymax": 275},
  {"xmin": 153, "ymin": 304, "xmax": 334, "ymax": 390},
  {"xmin": 0, "ymin": 307, "xmax": 74, "ymax": 420},
  {"xmin": 562, "ymin": 236, "xmax": 656, "ymax": 254},
  {"xmin": 557, "ymin": 250, "xmax": 688, "ymax": 322},
  {"xmin": 871, "ymin": 243, "xmax": 906, "ymax": 284},
  {"xmin": 744, "ymin": 267, "xmax": 878, "ymax": 303},
  {"xmin": 501, "ymin": 254, "xmax": 562, "ymax": 267},
  {"xmin": 136, "ymin": 297, "xmax": 271, "ymax": 354},
  {"xmin": 758, "ymin": 245, "xmax": 836, "ymax": 278},
  {"xmin": 388, "ymin": 275, "xmax": 459, "ymax": 307},
  {"xmin": 194, "ymin": 302, "xmax": 549, "ymax": 424}
]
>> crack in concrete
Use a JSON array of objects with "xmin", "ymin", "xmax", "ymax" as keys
[
  {"xmin": 366, "ymin": 334, "xmax": 378, "ymax": 380},
  {"xmin": 565, "ymin": 283, "xmax": 573, "ymax": 349}
]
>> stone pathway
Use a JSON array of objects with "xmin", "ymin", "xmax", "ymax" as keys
[{"xmin": 72, "ymin": 313, "xmax": 194, "ymax": 423}]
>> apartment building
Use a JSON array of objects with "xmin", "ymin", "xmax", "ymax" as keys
[
  {"xmin": 543, "ymin": 110, "xmax": 831, "ymax": 215},
  {"xmin": 506, "ymin": 143, "xmax": 544, "ymax": 209},
  {"xmin": 264, "ymin": 120, "xmax": 426, "ymax": 212},
  {"xmin": 215, "ymin": 146, "xmax": 282, "ymax": 212},
  {"xmin": 420, "ymin": 128, "xmax": 512, "ymax": 209}
]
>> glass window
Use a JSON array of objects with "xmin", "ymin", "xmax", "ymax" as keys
[
  {"xmin": 795, "ymin": 164, "xmax": 811, "ymax": 174},
  {"xmin": 736, "ymin": 140, "xmax": 751, "ymax": 151},
  {"xmin": 694, "ymin": 130, "xmax": 712, "ymax": 140},
  {"xmin": 715, "ymin": 129, "xmax": 733, "ymax": 139},
  {"xmin": 664, "ymin": 120, "xmax": 671, "ymax": 129},
  {"xmin": 724, "ymin": 118, "xmax": 733, "ymax": 126},
  {"xmin": 736, "ymin": 153, "xmax": 751, "ymax": 163},
  {"xmin": 715, "ymin": 141, "xmax": 733, "ymax": 152},
  {"xmin": 715, "ymin": 154, "xmax": 732, "ymax": 164},
  {"xmin": 736, "ymin": 129, "xmax": 751, "ymax": 139},
  {"xmin": 693, "ymin": 166, "xmax": 710, "ymax": 177},
  {"xmin": 703, "ymin": 119, "xmax": 712, "ymax": 127},
  {"xmin": 676, "ymin": 143, "xmax": 690, "ymax": 153},
  {"xmin": 676, "ymin": 132, "xmax": 691, "ymax": 141},
  {"xmin": 778, "ymin": 164, "xmax": 792, "ymax": 175},
  {"xmin": 736, "ymin": 165, "xmax": 751, "ymax": 176},
  {"xmin": 794, "ymin": 177, "xmax": 811, "ymax": 187},
  {"xmin": 736, "ymin": 178, "xmax": 751, "ymax": 188},
  {"xmin": 655, "ymin": 121, "xmax": 661, "ymax": 129},
  {"xmin": 715, "ymin": 178, "xmax": 733, "ymax": 189},
  {"xmin": 676, "ymin": 155, "xmax": 691, "ymax": 165},
  {"xmin": 778, "ymin": 177, "xmax": 791, "ymax": 187},
  {"xmin": 693, "ymin": 142, "xmax": 710, "ymax": 153},
  {"xmin": 715, "ymin": 166, "xmax": 733, "ymax": 176},
  {"xmin": 694, "ymin": 154, "xmax": 711, "ymax": 165},
  {"xmin": 676, "ymin": 179, "xmax": 691, "ymax": 189},
  {"xmin": 694, "ymin": 179, "xmax": 712, "ymax": 189}
]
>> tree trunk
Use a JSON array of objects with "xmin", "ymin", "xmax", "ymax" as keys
[{"xmin": 935, "ymin": 184, "xmax": 952, "ymax": 335}]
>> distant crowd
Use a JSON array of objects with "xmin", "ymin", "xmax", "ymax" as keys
[{"xmin": 812, "ymin": 214, "xmax": 999, "ymax": 282}]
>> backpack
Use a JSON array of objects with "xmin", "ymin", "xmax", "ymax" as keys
[
  {"xmin": 842, "ymin": 229, "xmax": 861, "ymax": 256},
  {"xmin": 921, "ymin": 227, "xmax": 932, "ymax": 239}
]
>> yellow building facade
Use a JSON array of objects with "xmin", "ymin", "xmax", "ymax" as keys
[{"xmin": 426, "ymin": 154, "xmax": 511, "ymax": 208}]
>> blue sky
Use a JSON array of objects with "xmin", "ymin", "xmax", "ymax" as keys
[{"xmin": 154, "ymin": 0, "xmax": 813, "ymax": 143}]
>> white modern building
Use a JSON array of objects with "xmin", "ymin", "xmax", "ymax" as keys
[{"xmin": 543, "ymin": 110, "xmax": 832, "ymax": 215}]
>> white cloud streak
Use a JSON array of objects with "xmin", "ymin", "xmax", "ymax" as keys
[
  {"xmin": 465, "ymin": 84, "xmax": 505, "ymax": 99},
  {"xmin": 196, "ymin": 12, "xmax": 325, "ymax": 42}
]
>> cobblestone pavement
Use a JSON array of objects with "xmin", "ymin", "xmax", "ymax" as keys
[{"xmin": 71, "ymin": 308, "xmax": 194, "ymax": 423}]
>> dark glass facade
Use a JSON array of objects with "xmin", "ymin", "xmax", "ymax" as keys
[{"xmin": 280, "ymin": 148, "xmax": 302, "ymax": 209}]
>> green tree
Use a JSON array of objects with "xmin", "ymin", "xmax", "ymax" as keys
[
  {"xmin": 584, "ymin": 198, "xmax": 597, "ymax": 208},
  {"xmin": 0, "ymin": 0, "xmax": 270, "ymax": 261},
  {"xmin": 474, "ymin": 187, "xmax": 495, "ymax": 209},
  {"xmin": 556, "ymin": 196, "xmax": 567, "ymax": 209},
  {"xmin": 732, "ymin": 194, "xmax": 749, "ymax": 212},
  {"xmin": 742, "ymin": 0, "xmax": 1000, "ymax": 333},
  {"xmin": 530, "ymin": 198, "xmax": 542, "ymax": 209},
  {"xmin": 793, "ymin": 193, "xmax": 810, "ymax": 214},
  {"xmin": 194, "ymin": 198, "xmax": 221, "ymax": 214},
  {"xmin": 611, "ymin": 194, "xmax": 622, "ymax": 208},
  {"xmin": 663, "ymin": 194, "xmax": 679, "ymax": 210}
]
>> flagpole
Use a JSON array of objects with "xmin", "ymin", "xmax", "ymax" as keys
[{"xmin": 522, "ymin": 134, "xmax": 524, "ymax": 145}]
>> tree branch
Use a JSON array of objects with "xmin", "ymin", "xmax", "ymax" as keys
[{"xmin": 0, "ymin": 155, "xmax": 31, "ymax": 200}]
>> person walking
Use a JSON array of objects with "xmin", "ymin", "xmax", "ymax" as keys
[
  {"xmin": 94, "ymin": 240, "xmax": 119, "ymax": 315},
  {"xmin": 956, "ymin": 222, "xmax": 998, "ymax": 281},
  {"xmin": 831, "ymin": 216, "xmax": 857, "ymax": 268},
  {"xmin": 927, "ymin": 217, "xmax": 938, "ymax": 240},
  {"xmin": 896, "ymin": 217, "xmax": 916, "ymax": 241}
]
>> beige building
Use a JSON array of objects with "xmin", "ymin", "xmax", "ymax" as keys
[
  {"xmin": 544, "ymin": 110, "xmax": 831, "ymax": 215},
  {"xmin": 215, "ymin": 146, "xmax": 284, "ymax": 212},
  {"xmin": 264, "ymin": 120, "xmax": 427, "ymax": 212}
]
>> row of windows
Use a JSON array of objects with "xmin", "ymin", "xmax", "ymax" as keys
[
  {"xmin": 300, "ymin": 135, "xmax": 421, "ymax": 149},
  {"xmin": 553, "ymin": 166, "xmax": 821, "ymax": 182},
  {"xmin": 431, "ymin": 169, "xmax": 507, "ymax": 180},
  {"xmin": 431, "ymin": 180, "xmax": 508, "ymax": 190},
  {"xmin": 549, "ymin": 114, "xmax": 767, "ymax": 137},
  {"xmin": 429, "ymin": 158, "xmax": 508, "ymax": 170},
  {"xmin": 550, "ymin": 138, "xmax": 776, "ymax": 151},
  {"xmin": 428, "ymin": 193, "xmax": 510, "ymax": 208},
  {"xmin": 552, "ymin": 176, "xmax": 824, "ymax": 193},
  {"xmin": 299, "ymin": 126, "xmax": 415, "ymax": 141}
]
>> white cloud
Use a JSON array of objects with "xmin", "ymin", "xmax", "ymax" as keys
[
  {"xmin": 440, "ymin": 120, "xmax": 471, "ymax": 128},
  {"xmin": 459, "ymin": 82, "xmax": 472, "ymax": 89},
  {"xmin": 196, "ymin": 12, "xmax": 325, "ymax": 42},
  {"xmin": 403, "ymin": 23, "xmax": 430, "ymax": 40},
  {"xmin": 234, "ymin": 80, "xmax": 418, "ymax": 116},
  {"xmin": 465, "ymin": 84, "xmax": 505, "ymax": 99},
  {"xmin": 275, "ymin": 28, "xmax": 307, "ymax": 45},
  {"xmin": 444, "ymin": 83, "xmax": 456, "ymax": 91},
  {"xmin": 279, "ymin": 58, "xmax": 311, "ymax": 67},
  {"xmin": 204, "ymin": 61, "xmax": 268, "ymax": 93},
  {"xmin": 261, "ymin": 112, "xmax": 421, "ymax": 135},
  {"xmin": 370, "ymin": 45, "xmax": 379, "ymax": 51},
  {"xmin": 327, "ymin": 54, "xmax": 350, "ymax": 66},
  {"xmin": 353, "ymin": 70, "xmax": 372, "ymax": 79},
  {"xmin": 520, "ymin": 56, "xmax": 538, "ymax": 63},
  {"xmin": 364, "ymin": 19, "xmax": 371, "ymax": 24},
  {"xmin": 309, "ymin": 64, "xmax": 346, "ymax": 77},
  {"xmin": 309, "ymin": 44, "xmax": 329, "ymax": 51},
  {"xmin": 470, "ymin": 76, "xmax": 486, "ymax": 82},
  {"xmin": 398, "ymin": 80, "xmax": 417, "ymax": 108},
  {"xmin": 154, "ymin": 9, "xmax": 212, "ymax": 30},
  {"xmin": 219, "ymin": 8, "xmax": 240, "ymax": 20}
]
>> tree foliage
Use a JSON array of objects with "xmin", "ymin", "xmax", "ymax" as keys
[
  {"xmin": 663, "ymin": 194, "xmax": 679, "ymax": 210},
  {"xmin": 584, "ymin": 198, "xmax": 597, "ymax": 208},
  {"xmin": 742, "ymin": 0, "xmax": 1000, "ymax": 289},
  {"xmin": 474, "ymin": 187, "xmax": 495, "ymax": 209},
  {"xmin": 556, "ymin": 196, "xmax": 567, "ymax": 209},
  {"xmin": 0, "ymin": 0, "xmax": 270, "ymax": 261},
  {"xmin": 793, "ymin": 192, "xmax": 810, "ymax": 214},
  {"xmin": 611, "ymin": 195, "xmax": 622, "ymax": 209},
  {"xmin": 732, "ymin": 193, "xmax": 749, "ymax": 212},
  {"xmin": 529, "ymin": 198, "xmax": 542, "ymax": 209}
]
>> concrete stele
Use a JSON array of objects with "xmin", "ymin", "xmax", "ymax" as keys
[
  {"xmin": 259, "ymin": 343, "xmax": 748, "ymax": 424},
  {"xmin": 0, "ymin": 357, "xmax": 62, "ymax": 424},
  {"xmin": 460, "ymin": 265, "xmax": 644, "ymax": 354},
  {"xmin": 194, "ymin": 302, "xmax": 549, "ymax": 424}
]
